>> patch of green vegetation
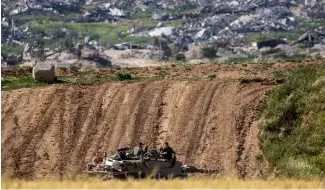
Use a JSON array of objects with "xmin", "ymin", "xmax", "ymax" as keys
[
  {"xmin": 261, "ymin": 64, "xmax": 325, "ymax": 178},
  {"xmin": 175, "ymin": 53, "xmax": 186, "ymax": 62},
  {"xmin": 163, "ymin": 9, "xmax": 178, "ymax": 15},
  {"xmin": 168, "ymin": 43, "xmax": 178, "ymax": 57},
  {"xmin": 247, "ymin": 19, "xmax": 325, "ymax": 45},
  {"xmin": 1, "ymin": 44, "xmax": 24, "ymax": 55},
  {"xmin": 273, "ymin": 53, "xmax": 309, "ymax": 62},
  {"xmin": 133, "ymin": 10, "xmax": 153, "ymax": 20},
  {"xmin": 165, "ymin": 20, "xmax": 183, "ymax": 28},
  {"xmin": 13, "ymin": 15, "xmax": 62, "ymax": 22},
  {"xmin": 18, "ymin": 65, "xmax": 33, "ymax": 69},
  {"xmin": 115, "ymin": 73, "xmax": 133, "ymax": 81},
  {"xmin": 299, "ymin": 19, "xmax": 325, "ymax": 30},
  {"xmin": 60, "ymin": 75, "xmax": 116, "ymax": 84},
  {"xmin": 216, "ymin": 53, "xmax": 311, "ymax": 64},
  {"xmin": 1, "ymin": 76, "xmax": 53, "ymax": 90},
  {"xmin": 273, "ymin": 70, "xmax": 287, "ymax": 81},
  {"xmin": 247, "ymin": 32, "xmax": 301, "ymax": 45},
  {"xmin": 16, "ymin": 21, "xmax": 154, "ymax": 50},
  {"xmin": 223, "ymin": 57, "xmax": 255, "ymax": 64}
]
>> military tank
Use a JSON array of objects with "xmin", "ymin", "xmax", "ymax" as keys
[{"xmin": 87, "ymin": 147, "xmax": 218, "ymax": 180}]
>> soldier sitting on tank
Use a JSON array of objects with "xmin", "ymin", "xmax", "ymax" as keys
[
  {"xmin": 102, "ymin": 152, "xmax": 108, "ymax": 163},
  {"xmin": 92, "ymin": 152, "xmax": 103, "ymax": 165},
  {"xmin": 160, "ymin": 142, "xmax": 176, "ymax": 167},
  {"xmin": 133, "ymin": 142, "xmax": 146, "ymax": 160}
]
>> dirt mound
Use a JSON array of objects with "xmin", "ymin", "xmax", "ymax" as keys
[{"xmin": 1, "ymin": 78, "xmax": 273, "ymax": 179}]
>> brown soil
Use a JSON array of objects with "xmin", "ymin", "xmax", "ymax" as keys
[
  {"xmin": 2, "ymin": 59, "xmax": 323, "ymax": 180},
  {"xmin": 1, "ymin": 80, "xmax": 272, "ymax": 179}
]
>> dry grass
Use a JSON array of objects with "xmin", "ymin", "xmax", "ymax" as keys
[{"xmin": 2, "ymin": 178, "xmax": 325, "ymax": 189}]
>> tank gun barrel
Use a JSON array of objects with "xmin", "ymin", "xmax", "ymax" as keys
[
  {"xmin": 194, "ymin": 168, "xmax": 218, "ymax": 173},
  {"xmin": 181, "ymin": 165, "xmax": 218, "ymax": 174}
]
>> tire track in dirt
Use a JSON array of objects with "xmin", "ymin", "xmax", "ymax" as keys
[
  {"xmin": 28, "ymin": 88, "xmax": 66, "ymax": 179},
  {"xmin": 188, "ymin": 81, "xmax": 231, "ymax": 169},
  {"xmin": 165, "ymin": 81, "xmax": 205, "ymax": 160},
  {"xmin": 63, "ymin": 86, "xmax": 95, "ymax": 174},
  {"xmin": 157, "ymin": 81, "xmax": 188, "ymax": 149},
  {"xmin": 233, "ymin": 84, "xmax": 272, "ymax": 178},
  {"xmin": 59, "ymin": 86, "xmax": 80, "ymax": 176},
  {"xmin": 91, "ymin": 84, "xmax": 122, "ymax": 155},
  {"xmin": 71, "ymin": 85, "xmax": 108, "ymax": 173},
  {"xmin": 126, "ymin": 82, "xmax": 159, "ymax": 145},
  {"xmin": 1, "ymin": 89, "xmax": 36, "ymax": 175},
  {"xmin": 2, "ymin": 79, "xmax": 273, "ymax": 179},
  {"xmin": 109, "ymin": 83, "xmax": 146, "ymax": 149},
  {"xmin": 128, "ymin": 82, "xmax": 168, "ymax": 147},
  {"xmin": 144, "ymin": 82, "xmax": 169, "ymax": 148},
  {"xmin": 187, "ymin": 81, "xmax": 239, "ymax": 176},
  {"xmin": 9, "ymin": 88, "xmax": 59, "ymax": 179},
  {"xmin": 183, "ymin": 81, "xmax": 220, "ymax": 164},
  {"xmin": 99, "ymin": 84, "xmax": 126, "ymax": 154}
]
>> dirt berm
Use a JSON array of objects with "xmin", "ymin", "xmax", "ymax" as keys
[{"xmin": 1, "ymin": 76, "xmax": 274, "ymax": 179}]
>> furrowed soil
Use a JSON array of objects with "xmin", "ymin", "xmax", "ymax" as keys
[{"xmin": 2, "ymin": 60, "xmax": 323, "ymax": 180}]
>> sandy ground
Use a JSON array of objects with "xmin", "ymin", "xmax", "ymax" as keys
[
  {"xmin": 1, "ymin": 80, "xmax": 271, "ymax": 179},
  {"xmin": 1, "ymin": 59, "xmax": 324, "ymax": 179}
]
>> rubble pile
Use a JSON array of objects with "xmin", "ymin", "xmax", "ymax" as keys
[
  {"xmin": 2, "ymin": 0, "xmax": 325, "ymax": 67},
  {"xmin": 300, "ymin": 0, "xmax": 325, "ymax": 19},
  {"xmin": 176, "ymin": 3, "xmax": 298, "ymax": 46}
]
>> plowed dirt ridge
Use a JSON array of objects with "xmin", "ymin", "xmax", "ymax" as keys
[{"xmin": 2, "ymin": 79, "xmax": 271, "ymax": 179}]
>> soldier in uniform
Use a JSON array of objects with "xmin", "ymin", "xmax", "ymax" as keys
[
  {"xmin": 102, "ymin": 152, "xmax": 108, "ymax": 163},
  {"xmin": 134, "ymin": 142, "xmax": 145, "ymax": 160},
  {"xmin": 160, "ymin": 142, "xmax": 176, "ymax": 167}
]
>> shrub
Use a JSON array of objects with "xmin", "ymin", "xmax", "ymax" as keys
[
  {"xmin": 175, "ymin": 53, "xmax": 186, "ymax": 62},
  {"xmin": 116, "ymin": 73, "xmax": 133, "ymax": 81},
  {"xmin": 201, "ymin": 45, "xmax": 217, "ymax": 59}
]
